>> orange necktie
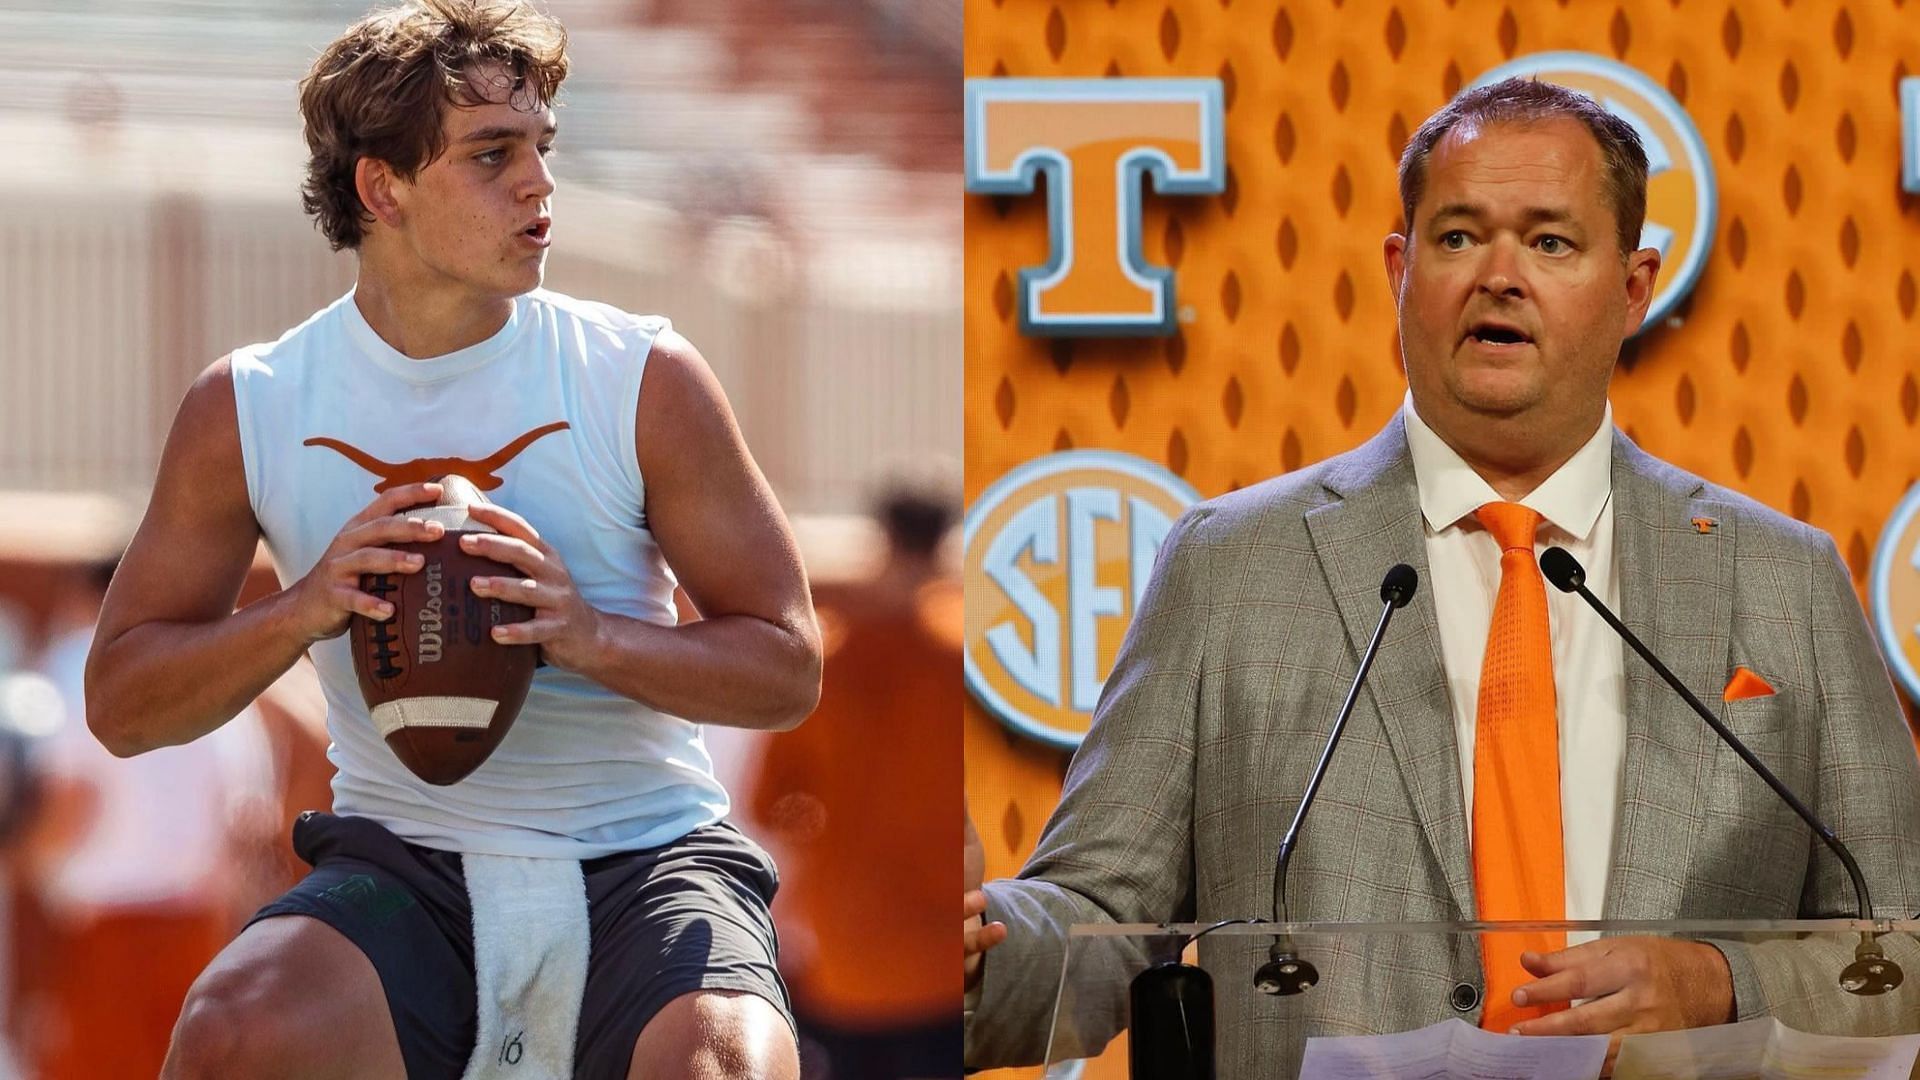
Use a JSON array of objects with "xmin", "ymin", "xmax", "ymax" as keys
[{"xmin": 1472, "ymin": 502, "xmax": 1567, "ymax": 1030}]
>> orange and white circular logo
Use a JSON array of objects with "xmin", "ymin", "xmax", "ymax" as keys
[
  {"xmin": 1471, "ymin": 52, "xmax": 1716, "ymax": 335},
  {"xmin": 963, "ymin": 451, "xmax": 1200, "ymax": 749},
  {"xmin": 1871, "ymin": 482, "xmax": 1920, "ymax": 705}
]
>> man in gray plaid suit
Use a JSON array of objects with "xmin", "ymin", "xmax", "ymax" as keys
[{"xmin": 963, "ymin": 78, "xmax": 1920, "ymax": 1074}]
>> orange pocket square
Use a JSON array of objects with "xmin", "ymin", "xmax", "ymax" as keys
[{"xmin": 1723, "ymin": 666, "xmax": 1776, "ymax": 702}]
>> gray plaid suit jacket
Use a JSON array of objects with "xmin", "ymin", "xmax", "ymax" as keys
[{"xmin": 966, "ymin": 415, "xmax": 1920, "ymax": 1075}]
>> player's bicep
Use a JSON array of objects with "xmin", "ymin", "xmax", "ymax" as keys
[
  {"xmin": 93, "ymin": 357, "xmax": 261, "ymax": 655},
  {"xmin": 635, "ymin": 332, "xmax": 812, "ymax": 636}
]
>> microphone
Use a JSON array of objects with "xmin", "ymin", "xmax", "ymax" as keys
[
  {"xmin": 1539, "ymin": 546, "xmax": 1902, "ymax": 996},
  {"xmin": 1130, "ymin": 958, "xmax": 1216, "ymax": 1079},
  {"xmin": 1255, "ymin": 564, "xmax": 1419, "ymax": 995}
]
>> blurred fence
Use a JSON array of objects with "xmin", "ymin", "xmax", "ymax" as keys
[
  {"xmin": 0, "ymin": 125, "xmax": 957, "ymax": 519},
  {"xmin": 0, "ymin": 0, "xmax": 959, "ymax": 523}
]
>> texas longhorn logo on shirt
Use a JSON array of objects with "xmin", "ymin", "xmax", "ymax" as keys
[
  {"xmin": 303, "ymin": 422, "xmax": 571, "ymax": 493},
  {"xmin": 1870, "ymin": 482, "xmax": 1920, "ymax": 707},
  {"xmin": 1470, "ymin": 52, "xmax": 1716, "ymax": 335},
  {"xmin": 964, "ymin": 78, "xmax": 1226, "ymax": 337},
  {"xmin": 963, "ymin": 451, "xmax": 1199, "ymax": 748}
]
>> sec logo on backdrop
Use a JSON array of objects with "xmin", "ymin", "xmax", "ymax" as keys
[
  {"xmin": 1472, "ymin": 52, "xmax": 1716, "ymax": 334},
  {"xmin": 1871, "ymin": 482, "xmax": 1920, "ymax": 705},
  {"xmin": 964, "ymin": 451, "xmax": 1200, "ymax": 749}
]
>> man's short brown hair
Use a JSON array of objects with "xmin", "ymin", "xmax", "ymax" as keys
[
  {"xmin": 298, "ymin": 0, "xmax": 569, "ymax": 251},
  {"xmin": 1398, "ymin": 77, "xmax": 1649, "ymax": 258}
]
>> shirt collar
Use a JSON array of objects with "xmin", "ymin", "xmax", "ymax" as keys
[
  {"xmin": 340, "ymin": 288, "xmax": 527, "ymax": 384},
  {"xmin": 1401, "ymin": 391, "xmax": 1613, "ymax": 541}
]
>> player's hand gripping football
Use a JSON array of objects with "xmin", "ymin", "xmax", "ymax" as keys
[
  {"xmin": 459, "ymin": 501, "xmax": 604, "ymax": 672},
  {"xmin": 287, "ymin": 481, "xmax": 446, "ymax": 643}
]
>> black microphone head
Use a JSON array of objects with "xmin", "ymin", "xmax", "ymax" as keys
[
  {"xmin": 1379, "ymin": 564, "xmax": 1418, "ymax": 608},
  {"xmin": 1253, "ymin": 941, "xmax": 1319, "ymax": 996},
  {"xmin": 1539, "ymin": 546, "xmax": 1585, "ymax": 592},
  {"xmin": 1130, "ymin": 961, "xmax": 1216, "ymax": 1079}
]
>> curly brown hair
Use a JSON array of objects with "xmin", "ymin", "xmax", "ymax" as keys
[{"xmin": 298, "ymin": 0, "xmax": 569, "ymax": 251}]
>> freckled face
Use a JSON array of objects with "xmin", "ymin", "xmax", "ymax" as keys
[{"xmin": 390, "ymin": 67, "xmax": 556, "ymax": 301}]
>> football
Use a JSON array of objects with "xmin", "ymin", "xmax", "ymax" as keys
[{"xmin": 348, "ymin": 474, "xmax": 537, "ymax": 785}]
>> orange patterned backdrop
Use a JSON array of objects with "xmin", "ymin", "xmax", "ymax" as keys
[{"xmin": 965, "ymin": 1, "xmax": 1920, "ymax": 1071}]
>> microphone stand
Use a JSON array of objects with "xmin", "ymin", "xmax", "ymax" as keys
[
  {"xmin": 1130, "ymin": 566, "xmax": 1418, "ymax": 1078},
  {"xmin": 1255, "ymin": 564, "xmax": 1418, "ymax": 995},
  {"xmin": 1539, "ymin": 546, "xmax": 1901, "ymax": 995}
]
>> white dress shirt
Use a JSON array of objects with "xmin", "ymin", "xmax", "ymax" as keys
[{"xmin": 1402, "ymin": 394, "xmax": 1626, "ymax": 936}]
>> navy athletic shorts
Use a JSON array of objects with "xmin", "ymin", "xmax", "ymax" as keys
[{"xmin": 248, "ymin": 811, "xmax": 792, "ymax": 1079}]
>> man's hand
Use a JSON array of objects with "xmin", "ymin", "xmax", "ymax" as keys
[
  {"xmin": 965, "ymin": 805, "xmax": 1007, "ymax": 992},
  {"xmin": 284, "ymin": 482, "xmax": 446, "ymax": 643},
  {"xmin": 1509, "ymin": 936, "xmax": 1735, "ymax": 1038},
  {"xmin": 461, "ymin": 501, "xmax": 605, "ymax": 672}
]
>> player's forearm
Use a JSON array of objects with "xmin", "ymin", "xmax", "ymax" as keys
[
  {"xmin": 85, "ymin": 588, "xmax": 313, "ymax": 756},
  {"xmin": 568, "ymin": 610, "xmax": 821, "ymax": 731}
]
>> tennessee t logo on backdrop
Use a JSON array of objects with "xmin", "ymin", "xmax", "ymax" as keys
[{"xmin": 964, "ymin": 78, "xmax": 1225, "ymax": 337}]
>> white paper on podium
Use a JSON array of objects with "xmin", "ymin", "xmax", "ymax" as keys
[
  {"xmin": 1613, "ymin": 1017, "xmax": 1920, "ymax": 1080},
  {"xmin": 1299, "ymin": 1018, "xmax": 1608, "ymax": 1079}
]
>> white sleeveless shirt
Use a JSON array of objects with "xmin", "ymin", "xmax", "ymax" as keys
[{"xmin": 230, "ymin": 289, "xmax": 729, "ymax": 858}]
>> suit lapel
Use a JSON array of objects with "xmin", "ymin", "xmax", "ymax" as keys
[
  {"xmin": 1604, "ymin": 434, "xmax": 1732, "ymax": 917},
  {"xmin": 1303, "ymin": 416, "xmax": 1475, "ymax": 917}
]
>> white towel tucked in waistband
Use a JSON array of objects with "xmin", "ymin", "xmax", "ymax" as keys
[{"xmin": 460, "ymin": 853, "xmax": 590, "ymax": 1080}]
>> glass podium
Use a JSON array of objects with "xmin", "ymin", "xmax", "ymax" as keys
[{"xmin": 1038, "ymin": 919, "xmax": 1920, "ymax": 1078}]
